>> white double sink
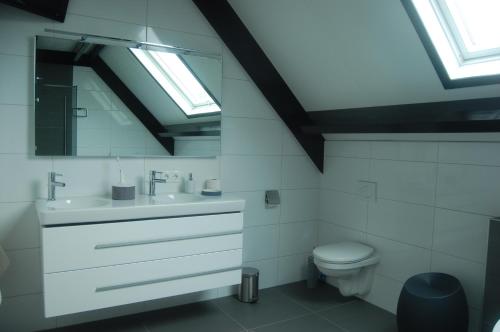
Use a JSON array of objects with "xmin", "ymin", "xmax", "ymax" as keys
[{"xmin": 36, "ymin": 193, "xmax": 245, "ymax": 226}]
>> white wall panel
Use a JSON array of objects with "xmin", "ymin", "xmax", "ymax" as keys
[{"xmin": 321, "ymin": 139, "xmax": 494, "ymax": 318}]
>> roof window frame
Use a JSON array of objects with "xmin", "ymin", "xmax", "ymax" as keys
[{"xmin": 401, "ymin": 0, "xmax": 500, "ymax": 89}]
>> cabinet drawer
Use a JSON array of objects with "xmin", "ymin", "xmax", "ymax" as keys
[
  {"xmin": 42, "ymin": 213, "xmax": 243, "ymax": 272},
  {"xmin": 44, "ymin": 249, "xmax": 242, "ymax": 317}
]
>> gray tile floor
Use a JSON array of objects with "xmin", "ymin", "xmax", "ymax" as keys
[{"xmin": 45, "ymin": 281, "xmax": 397, "ymax": 332}]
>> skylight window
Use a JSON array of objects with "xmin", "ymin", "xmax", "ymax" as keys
[
  {"xmin": 409, "ymin": 0, "xmax": 500, "ymax": 82},
  {"xmin": 130, "ymin": 48, "xmax": 220, "ymax": 117},
  {"xmin": 441, "ymin": 0, "xmax": 500, "ymax": 56}
]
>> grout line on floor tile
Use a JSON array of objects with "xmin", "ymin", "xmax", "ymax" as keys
[
  {"xmin": 274, "ymin": 288, "xmax": 316, "ymax": 314},
  {"xmin": 314, "ymin": 298, "xmax": 360, "ymax": 313},
  {"xmin": 315, "ymin": 313, "xmax": 350, "ymax": 332},
  {"xmin": 313, "ymin": 299, "xmax": 359, "ymax": 314},
  {"xmin": 311, "ymin": 311, "xmax": 349, "ymax": 332},
  {"xmin": 275, "ymin": 283, "xmax": 361, "ymax": 314},
  {"xmin": 316, "ymin": 301, "xmax": 398, "ymax": 332},
  {"xmin": 210, "ymin": 300, "xmax": 249, "ymax": 332},
  {"xmin": 249, "ymin": 312, "xmax": 312, "ymax": 330}
]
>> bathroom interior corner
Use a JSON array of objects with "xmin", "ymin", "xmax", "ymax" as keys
[{"xmin": 0, "ymin": 0, "xmax": 500, "ymax": 331}]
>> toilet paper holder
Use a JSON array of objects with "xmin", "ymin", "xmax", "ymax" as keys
[{"xmin": 265, "ymin": 190, "xmax": 280, "ymax": 208}]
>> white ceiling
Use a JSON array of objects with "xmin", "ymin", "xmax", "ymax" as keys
[{"xmin": 228, "ymin": 0, "xmax": 500, "ymax": 112}]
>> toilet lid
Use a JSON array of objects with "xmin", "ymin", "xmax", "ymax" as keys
[{"xmin": 313, "ymin": 242, "xmax": 374, "ymax": 263}]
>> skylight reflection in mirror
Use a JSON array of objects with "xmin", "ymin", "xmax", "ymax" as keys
[{"xmin": 129, "ymin": 48, "xmax": 221, "ymax": 117}]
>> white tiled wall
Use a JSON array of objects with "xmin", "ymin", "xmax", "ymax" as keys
[
  {"xmin": 320, "ymin": 139, "xmax": 498, "ymax": 331},
  {"xmin": 222, "ymin": 83, "xmax": 320, "ymax": 289},
  {"xmin": 0, "ymin": 2, "xmax": 320, "ymax": 330}
]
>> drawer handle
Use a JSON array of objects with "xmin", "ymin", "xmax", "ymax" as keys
[
  {"xmin": 94, "ymin": 230, "xmax": 242, "ymax": 250},
  {"xmin": 95, "ymin": 267, "xmax": 241, "ymax": 293}
]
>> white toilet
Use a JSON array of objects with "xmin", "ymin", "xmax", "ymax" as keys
[{"xmin": 313, "ymin": 241, "xmax": 380, "ymax": 297}]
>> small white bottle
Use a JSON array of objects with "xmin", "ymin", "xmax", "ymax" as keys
[{"xmin": 184, "ymin": 173, "xmax": 195, "ymax": 194}]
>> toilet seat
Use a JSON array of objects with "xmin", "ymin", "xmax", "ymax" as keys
[
  {"xmin": 313, "ymin": 242, "xmax": 374, "ymax": 264},
  {"xmin": 312, "ymin": 241, "xmax": 380, "ymax": 296},
  {"xmin": 315, "ymin": 254, "xmax": 380, "ymax": 271}
]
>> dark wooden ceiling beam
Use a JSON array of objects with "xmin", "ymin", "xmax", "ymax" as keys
[
  {"xmin": 36, "ymin": 49, "xmax": 92, "ymax": 67},
  {"xmin": 0, "ymin": 0, "xmax": 69, "ymax": 22},
  {"xmin": 192, "ymin": 0, "xmax": 324, "ymax": 172},
  {"xmin": 305, "ymin": 97, "xmax": 500, "ymax": 133}
]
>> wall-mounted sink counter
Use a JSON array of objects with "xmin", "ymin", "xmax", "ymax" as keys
[
  {"xmin": 37, "ymin": 193, "xmax": 244, "ymax": 226},
  {"xmin": 37, "ymin": 194, "xmax": 245, "ymax": 317}
]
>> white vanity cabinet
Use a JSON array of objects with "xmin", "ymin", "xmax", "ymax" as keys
[{"xmin": 41, "ymin": 212, "xmax": 243, "ymax": 317}]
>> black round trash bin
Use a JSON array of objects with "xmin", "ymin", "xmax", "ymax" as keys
[{"xmin": 397, "ymin": 272, "xmax": 468, "ymax": 332}]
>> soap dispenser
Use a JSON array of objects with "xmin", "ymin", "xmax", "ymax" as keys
[{"xmin": 184, "ymin": 173, "xmax": 195, "ymax": 194}]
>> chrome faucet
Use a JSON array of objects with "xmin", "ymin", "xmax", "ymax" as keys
[
  {"xmin": 48, "ymin": 172, "xmax": 65, "ymax": 201},
  {"xmin": 149, "ymin": 170, "xmax": 166, "ymax": 196}
]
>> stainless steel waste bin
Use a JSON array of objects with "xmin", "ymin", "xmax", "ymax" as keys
[{"xmin": 238, "ymin": 267, "xmax": 259, "ymax": 303}]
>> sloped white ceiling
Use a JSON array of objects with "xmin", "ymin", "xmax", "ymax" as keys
[{"xmin": 228, "ymin": 0, "xmax": 500, "ymax": 111}]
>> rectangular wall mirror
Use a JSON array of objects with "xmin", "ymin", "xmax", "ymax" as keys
[{"xmin": 34, "ymin": 35, "xmax": 222, "ymax": 157}]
